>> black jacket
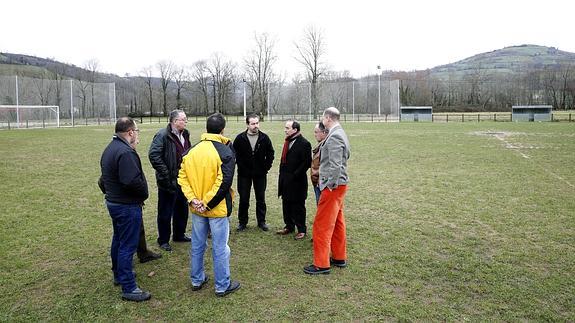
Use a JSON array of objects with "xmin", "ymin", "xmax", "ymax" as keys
[
  {"xmin": 233, "ymin": 130, "xmax": 274, "ymax": 177},
  {"xmin": 99, "ymin": 135, "xmax": 149, "ymax": 204},
  {"xmin": 148, "ymin": 125, "xmax": 191, "ymax": 193},
  {"xmin": 278, "ymin": 135, "xmax": 312, "ymax": 201}
]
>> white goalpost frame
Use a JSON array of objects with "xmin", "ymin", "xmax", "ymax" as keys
[{"xmin": 0, "ymin": 105, "xmax": 60, "ymax": 128}]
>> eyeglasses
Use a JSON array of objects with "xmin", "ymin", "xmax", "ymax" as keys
[
  {"xmin": 132, "ymin": 128, "xmax": 140, "ymax": 133},
  {"xmin": 176, "ymin": 118, "xmax": 188, "ymax": 122}
]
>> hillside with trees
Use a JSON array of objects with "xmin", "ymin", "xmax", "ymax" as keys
[
  {"xmin": 391, "ymin": 45, "xmax": 575, "ymax": 111},
  {"xmin": 1, "ymin": 43, "xmax": 574, "ymax": 118}
]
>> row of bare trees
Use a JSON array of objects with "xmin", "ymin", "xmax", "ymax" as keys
[
  {"xmin": 395, "ymin": 65, "xmax": 575, "ymax": 111},
  {"xmin": 5, "ymin": 25, "xmax": 575, "ymax": 119},
  {"xmin": 115, "ymin": 26, "xmax": 327, "ymax": 119}
]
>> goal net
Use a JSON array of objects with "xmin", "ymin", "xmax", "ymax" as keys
[{"xmin": 0, "ymin": 105, "xmax": 60, "ymax": 129}]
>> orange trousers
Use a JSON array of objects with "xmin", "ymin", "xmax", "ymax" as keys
[{"xmin": 312, "ymin": 185, "xmax": 347, "ymax": 268}]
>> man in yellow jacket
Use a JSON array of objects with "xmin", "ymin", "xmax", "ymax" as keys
[{"xmin": 178, "ymin": 113, "xmax": 240, "ymax": 297}]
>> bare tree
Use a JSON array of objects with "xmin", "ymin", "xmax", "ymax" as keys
[
  {"xmin": 84, "ymin": 59, "xmax": 99, "ymax": 117},
  {"xmin": 245, "ymin": 32, "xmax": 277, "ymax": 118},
  {"xmin": 542, "ymin": 67, "xmax": 560, "ymax": 108},
  {"xmin": 75, "ymin": 78, "xmax": 90, "ymax": 119},
  {"xmin": 31, "ymin": 70, "xmax": 54, "ymax": 106},
  {"xmin": 207, "ymin": 53, "xmax": 236, "ymax": 114},
  {"xmin": 192, "ymin": 60, "xmax": 211, "ymax": 115},
  {"xmin": 173, "ymin": 65, "xmax": 188, "ymax": 109},
  {"xmin": 140, "ymin": 66, "xmax": 155, "ymax": 117},
  {"xmin": 559, "ymin": 64, "xmax": 574, "ymax": 109},
  {"xmin": 295, "ymin": 25, "xmax": 326, "ymax": 118},
  {"xmin": 157, "ymin": 60, "xmax": 175, "ymax": 116}
]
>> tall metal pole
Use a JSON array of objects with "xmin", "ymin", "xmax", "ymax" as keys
[
  {"xmin": 396, "ymin": 80, "xmax": 400, "ymax": 118},
  {"xmin": 242, "ymin": 79, "xmax": 246, "ymax": 119},
  {"xmin": 309, "ymin": 82, "xmax": 312, "ymax": 121},
  {"xmin": 15, "ymin": 75, "xmax": 20, "ymax": 128},
  {"xmin": 377, "ymin": 65, "xmax": 381, "ymax": 116},
  {"xmin": 70, "ymin": 79, "xmax": 74, "ymax": 127},
  {"xmin": 267, "ymin": 85, "xmax": 270, "ymax": 119},
  {"xmin": 352, "ymin": 81, "xmax": 355, "ymax": 122},
  {"xmin": 389, "ymin": 80, "xmax": 393, "ymax": 121},
  {"xmin": 111, "ymin": 82, "xmax": 117, "ymax": 122}
]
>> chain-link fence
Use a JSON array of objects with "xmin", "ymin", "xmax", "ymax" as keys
[
  {"xmin": 251, "ymin": 79, "xmax": 400, "ymax": 121},
  {"xmin": 0, "ymin": 75, "xmax": 116, "ymax": 129}
]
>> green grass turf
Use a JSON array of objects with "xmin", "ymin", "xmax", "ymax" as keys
[{"xmin": 0, "ymin": 121, "xmax": 573, "ymax": 321}]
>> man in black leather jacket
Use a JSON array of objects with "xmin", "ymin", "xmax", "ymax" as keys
[
  {"xmin": 232, "ymin": 114, "xmax": 274, "ymax": 231},
  {"xmin": 149, "ymin": 109, "xmax": 191, "ymax": 251}
]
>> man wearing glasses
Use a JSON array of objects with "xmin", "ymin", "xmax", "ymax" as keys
[
  {"xmin": 149, "ymin": 109, "xmax": 192, "ymax": 251},
  {"xmin": 99, "ymin": 117, "xmax": 151, "ymax": 301}
]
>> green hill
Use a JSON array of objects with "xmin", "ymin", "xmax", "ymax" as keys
[{"xmin": 429, "ymin": 44, "xmax": 575, "ymax": 79}]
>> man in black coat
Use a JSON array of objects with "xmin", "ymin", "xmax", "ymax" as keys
[
  {"xmin": 277, "ymin": 119, "xmax": 312, "ymax": 240},
  {"xmin": 99, "ymin": 117, "xmax": 151, "ymax": 302},
  {"xmin": 149, "ymin": 109, "xmax": 191, "ymax": 251},
  {"xmin": 233, "ymin": 114, "xmax": 274, "ymax": 231}
]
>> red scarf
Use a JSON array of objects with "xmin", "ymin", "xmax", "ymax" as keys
[{"xmin": 281, "ymin": 132, "xmax": 300, "ymax": 164}]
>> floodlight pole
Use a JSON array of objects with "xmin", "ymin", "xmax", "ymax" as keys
[
  {"xmin": 15, "ymin": 75, "xmax": 20, "ymax": 128},
  {"xmin": 267, "ymin": 85, "xmax": 270, "ymax": 120},
  {"xmin": 242, "ymin": 79, "xmax": 246, "ymax": 119},
  {"xmin": 377, "ymin": 65, "xmax": 381, "ymax": 116},
  {"xmin": 70, "ymin": 79, "xmax": 74, "ymax": 127},
  {"xmin": 352, "ymin": 81, "xmax": 355, "ymax": 122},
  {"xmin": 109, "ymin": 82, "xmax": 117, "ymax": 122},
  {"xmin": 309, "ymin": 82, "xmax": 312, "ymax": 121}
]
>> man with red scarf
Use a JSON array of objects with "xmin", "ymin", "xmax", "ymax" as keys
[{"xmin": 277, "ymin": 119, "xmax": 312, "ymax": 240}]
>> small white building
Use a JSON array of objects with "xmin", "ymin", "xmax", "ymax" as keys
[
  {"xmin": 400, "ymin": 106, "xmax": 433, "ymax": 122},
  {"xmin": 512, "ymin": 105, "xmax": 552, "ymax": 122}
]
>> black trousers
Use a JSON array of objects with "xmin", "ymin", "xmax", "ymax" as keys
[
  {"xmin": 137, "ymin": 220, "xmax": 151, "ymax": 259},
  {"xmin": 237, "ymin": 175, "xmax": 267, "ymax": 226},
  {"xmin": 281, "ymin": 198, "xmax": 306, "ymax": 234},
  {"xmin": 157, "ymin": 188, "xmax": 189, "ymax": 244}
]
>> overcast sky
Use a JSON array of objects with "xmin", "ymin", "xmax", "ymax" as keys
[{"xmin": 2, "ymin": 0, "xmax": 574, "ymax": 78}]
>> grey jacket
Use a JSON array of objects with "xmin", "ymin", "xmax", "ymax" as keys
[{"xmin": 319, "ymin": 124, "xmax": 350, "ymax": 190}]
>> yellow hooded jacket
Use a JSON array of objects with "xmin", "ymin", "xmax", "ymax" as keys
[{"xmin": 178, "ymin": 133, "xmax": 235, "ymax": 217}]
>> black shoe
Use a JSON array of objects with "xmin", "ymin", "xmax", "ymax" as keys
[
  {"xmin": 159, "ymin": 243, "xmax": 172, "ymax": 251},
  {"xmin": 215, "ymin": 280, "xmax": 241, "ymax": 297},
  {"xmin": 330, "ymin": 258, "xmax": 347, "ymax": 268},
  {"xmin": 173, "ymin": 235, "xmax": 191, "ymax": 242},
  {"xmin": 191, "ymin": 275, "xmax": 210, "ymax": 291},
  {"xmin": 236, "ymin": 224, "xmax": 247, "ymax": 232},
  {"xmin": 121, "ymin": 287, "xmax": 151, "ymax": 302},
  {"xmin": 114, "ymin": 271, "xmax": 136, "ymax": 286},
  {"xmin": 294, "ymin": 232, "xmax": 306, "ymax": 240},
  {"xmin": 139, "ymin": 251, "xmax": 162, "ymax": 263},
  {"xmin": 258, "ymin": 223, "xmax": 269, "ymax": 231},
  {"xmin": 303, "ymin": 264, "xmax": 330, "ymax": 275},
  {"xmin": 276, "ymin": 228, "xmax": 293, "ymax": 235}
]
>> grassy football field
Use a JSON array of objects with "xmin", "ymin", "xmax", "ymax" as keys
[{"xmin": 0, "ymin": 120, "xmax": 573, "ymax": 321}]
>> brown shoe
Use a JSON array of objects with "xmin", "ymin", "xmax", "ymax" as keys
[
  {"xmin": 294, "ymin": 232, "xmax": 306, "ymax": 240},
  {"xmin": 276, "ymin": 228, "xmax": 293, "ymax": 235}
]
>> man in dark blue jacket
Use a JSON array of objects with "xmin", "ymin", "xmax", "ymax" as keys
[
  {"xmin": 233, "ymin": 114, "xmax": 274, "ymax": 232},
  {"xmin": 99, "ymin": 117, "xmax": 151, "ymax": 302},
  {"xmin": 149, "ymin": 109, "xmax": 191, "ymax": 251}
]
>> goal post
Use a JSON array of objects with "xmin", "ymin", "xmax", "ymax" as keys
[{"xmin": 0, "ymin": 105, "xmax": 60, "ymax": 129}]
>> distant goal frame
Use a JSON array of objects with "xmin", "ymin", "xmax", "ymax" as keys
[{"xmin": 0, "ymin": 105, "xmax": 60, "ymax": 128}]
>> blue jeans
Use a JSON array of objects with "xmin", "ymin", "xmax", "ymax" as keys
[
  {"xmin": 190, "ymin": 214, "xmax": 231, "ymax": 293},
  {"xmin": 314, "ymin": 185, "xmax": 321, "ymax": 205},
  {"xmin": 106, "ymin": 201, "xmax": 142, "ymax": 293}
]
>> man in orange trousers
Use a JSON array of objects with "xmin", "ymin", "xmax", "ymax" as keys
[{"xmin": 304, "ymin": 107, "xmax": 351, "ymax": 275}]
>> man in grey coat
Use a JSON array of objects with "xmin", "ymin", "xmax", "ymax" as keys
[{"xmin": 304, "ymin": 107, "xmax": 351, "ymax": 275}]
